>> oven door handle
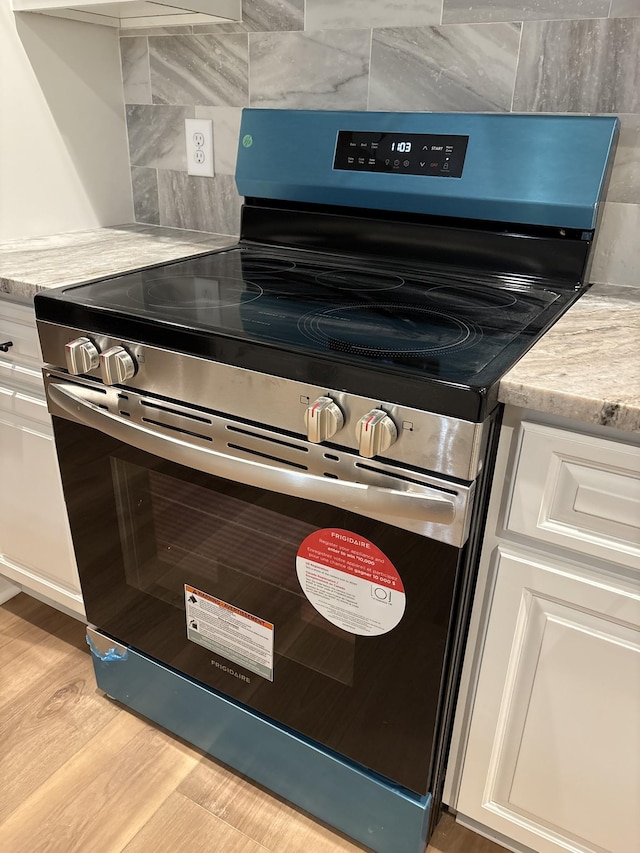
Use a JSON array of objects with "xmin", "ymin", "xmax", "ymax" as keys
[{"xmin": 48, "ymin": 382, "xmax": 458, "ymax": 528}]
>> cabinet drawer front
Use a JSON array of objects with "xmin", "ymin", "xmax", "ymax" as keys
[
  {"xmin": 0, "ymin": 384, "xmax": 48, "ymax": 426},
  {"xmin": 507, "ymin": 422, "xmax": 640, "ymax": 570},
  {"xmin": 0, "ymin": 300, "xmax": 44, "ymax": 392}
]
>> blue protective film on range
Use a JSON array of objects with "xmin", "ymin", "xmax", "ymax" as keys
[
  {"xmin": 86, "ymin": 633, "xmax": 129, "ymax": 662},
  {"xmin": 236, "ymin": 110, "xmax": 618, "ymax": 230}
]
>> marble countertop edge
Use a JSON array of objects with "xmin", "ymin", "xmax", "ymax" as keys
[
  {"xmin": 498, "ymin": 380, "xmax": 640, "ymax": 433},
  {"xmin": 496, "ymin": 282, "xmax": 640, "ymax": 434}
]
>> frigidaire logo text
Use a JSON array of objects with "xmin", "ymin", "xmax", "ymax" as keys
[{"xmin": 211, "ymin": 659, "xmax": 251, "ymax": 683}]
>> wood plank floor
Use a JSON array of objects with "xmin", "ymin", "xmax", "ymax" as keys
[{"xmin": 0, "ymin": 593, "xmax": 506, "ymax": 853}]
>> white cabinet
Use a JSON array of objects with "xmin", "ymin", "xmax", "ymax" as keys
[
  {"xmin": 13, "ymin": 0, "xmax": 241, "ymax": 30},
  {"xmin": 0, "ymin": 297, "xmax": 84, "ymax": 617},
  {"xmin": 452, "ymin": 412, "xmax": 640, "ymax": 853},
  {"xmin": 457, "ymin": 548, "xmax": 640, "ymax": 853}
]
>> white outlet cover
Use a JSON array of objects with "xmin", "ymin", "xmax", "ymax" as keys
[{"xmin": 185, "ymin": 118, "xmax": 214, "ymax": 177}]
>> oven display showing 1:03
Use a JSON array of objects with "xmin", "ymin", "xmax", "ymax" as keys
[{"xmin": 391, "ymin": 141, "xmax": 412, "ymax": 153}]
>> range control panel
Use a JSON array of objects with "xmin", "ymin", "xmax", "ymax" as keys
[{"xmin": 333, "ymin": 131, "xmax": 469, "ymax": 177}]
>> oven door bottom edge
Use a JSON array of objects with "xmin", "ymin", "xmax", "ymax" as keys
[{"xmin": 87, "ymin": 628, "xmax": 431, "ymax": 853}]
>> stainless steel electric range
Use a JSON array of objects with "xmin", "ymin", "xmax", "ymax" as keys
[{"xmin": 35, "ymin": 110, "xmax": 617, "ymax": 853}]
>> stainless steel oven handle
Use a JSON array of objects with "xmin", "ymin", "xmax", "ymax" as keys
[{"xmin": 49, "ymin": 382, "xmax": 457, "ymax": 527}]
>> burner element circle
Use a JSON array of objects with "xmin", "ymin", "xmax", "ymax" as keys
[
  {"xmin": 428, "ymin": 284, "xmax": 519, "ymax": 311},
  {"xmin": 134, "ymin": 276, "xmax": 263, "ymax": 310},
  {"xmin": 298, "ymin": 304, "xmax": 479, "ymax": 358},
  {"xmin": 315, "ymin": 269, "xmax": 405, "ymax": 292}
]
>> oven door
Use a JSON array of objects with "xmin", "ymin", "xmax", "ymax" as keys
[{"xmin": 46, "ymin": 373, "xmax": 474, "ymax": 796}]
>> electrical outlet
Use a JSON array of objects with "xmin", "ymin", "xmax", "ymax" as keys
[{"xmin": 185, "ymin": 118, "xmax": 214, "ymax": 177}]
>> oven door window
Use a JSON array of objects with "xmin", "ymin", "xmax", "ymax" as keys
[
  {"xmin": 112, "ymin": 457, "xmax": 355, "ymax": 686},
  {"xmin": 55, "ymin": 417, "xmax": 463, "ymax": 796}
]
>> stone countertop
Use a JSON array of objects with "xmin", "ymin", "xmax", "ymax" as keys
[
  {"xmin": 0, "ymin": 224, "xmax": 236, "ymax": 298},
  {"xmin": 498, "ymin": 283, "xmax": 640, "ymax": 433},
  {"xmin": 1, "ymin": 226, "xmax": 638, "ymax": 434}
]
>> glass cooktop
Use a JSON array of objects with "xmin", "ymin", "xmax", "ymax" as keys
[
  {"xmin": 40, "ymin": 245, "xmax": 575, "ymax": 420},
  {"xmin": 53, "ymin": 246, "xmax": 566, "ymax": 384}
]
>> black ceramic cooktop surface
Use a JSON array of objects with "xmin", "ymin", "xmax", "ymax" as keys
[{"xmin": 36, "ymin": 245, "xmax": 579, "ymax": 421}]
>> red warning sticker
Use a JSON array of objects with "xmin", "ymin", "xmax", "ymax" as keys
[{"xmin": 296, "ymin": 528, "xmax": 406, "ymax": 636}]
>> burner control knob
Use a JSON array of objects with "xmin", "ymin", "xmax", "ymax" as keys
[
  {"xmin": 356, "ymin": 409, "xmax": 398, "ymax": 459},
  {"xmin": 304, "ymin": 396, "xmax": 344, "ymax": 443},
  {"xmin": 100, "ymin": 346, "xmax": 137, "ymax": 385},
  {"xmin": 65, "ymin": 337, "xmax": 100, "ymax": 375}
]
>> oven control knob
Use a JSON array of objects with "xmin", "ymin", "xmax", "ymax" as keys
[
  {"xmin": 356, "ymin": 409, "xmax": 398, "ymax": 459},
  {"xmin": 65, "ymin": 337, "xmax": 100, "ymax": 375},
  {"xmin": 100, "ymin": 345, "xmax": 137, "ymax": 385},
  {"xmin": 305, "ymin": 396, "xmax": 344, "ymax": 443}
]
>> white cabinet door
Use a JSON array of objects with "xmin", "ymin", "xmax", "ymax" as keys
[
  {"xmin": 456, "ymin": 546, "xmax": 640, "ymax": 853},
  {"xmin": 0, "ymin": 298, "xmax": 83, "ymax": 616},
  {"xmin": 0, "ymin": 286, "xmax": 84, "ymax": 617},
  {"xmin": 0, "ymin": 395, "xmax": 84, "ymax": 617}
]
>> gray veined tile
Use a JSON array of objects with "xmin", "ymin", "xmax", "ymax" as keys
[
  {"xmin": 120, "ymin": 37, "xmax": 152, "ymax": 105},
  {"xmin": 158, "ymin": 171, "xmax": 242, "ymax": 236},
  {"xmin": 513, "ymin": 18, "xmax": 640, "ymax": 113},
  {"xmin": 607, "ymin": 115, "xmax": 640, "ymax": 205},
  {"xmin": 306, "ymin": 0, "xmax": 441, "ymax": 30},
  {"xmin": 369, "ymin": 24, "xmax": 520, "ymax": 112},
  {"xmin": 131, "ymin": 167, "xmax": 160, "ymax": 225},
  {"xmin": 239, "ymin": 0, "xmax": 303, "ymax": 31},
  {"xmin": 149, "ymin": 34, "xmax": 249, "ymax": 107},
  {"xmin": 194, "ymin": 107, "xmax": 243, "ymax": 175},
  {"xmin": 249, "ymin": 30, "xmax": 370, "ymax": 110},
  {"xmin": 610, "ymin": 0, "xmax": 640, "ymax": 17},
  {"xmin": 442, "ymin": 0, "xmax": 609, "ymax": 25},
  {"xmin": 126, "ymin": 105, "xmax": 195, "ymax": 171},
  {"xmin": 194, "ymin": 0, "xmax": 304, "ymax": 33},
  {"xmin": 590, "ymin": 202, "xmax": 640, "ymax": 288}
]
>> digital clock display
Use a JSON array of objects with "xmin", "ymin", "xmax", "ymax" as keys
[{"xmin": 333, "ymin": 131, "xmax": 469, "ymax": 177}]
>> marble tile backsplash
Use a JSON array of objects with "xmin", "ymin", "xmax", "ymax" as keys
[
  {"xmin": 149, "ymin": 34, "xmax": 249, "ymax": 106},
  {"xmin": 512, "ymin": 18, "xmax": 640, "ymax": 113},
  {"xmin": 369, "ymin": 24, "xmax": 520, "ymax": 112},
  {"xmin": 119, "ymin": 0, "xmax": 640, "ymax": 288},
  {"xmin": 249, "ymin": 30, "xmax": 370, "ymax": 109}
]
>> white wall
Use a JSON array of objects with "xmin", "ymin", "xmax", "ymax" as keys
[{"xmin": 0, "ymin": 2, "xmax": 133, "ymax": 241}]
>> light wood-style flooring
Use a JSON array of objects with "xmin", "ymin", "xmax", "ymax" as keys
[{"xmin": 0, "ymin": 593, "xmax": 505, "ymax": 853}]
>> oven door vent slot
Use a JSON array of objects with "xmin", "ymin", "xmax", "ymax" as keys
[
  {"xmin": 227, "ymin": 442, "xmax": 308, "ymax": 471},
  {"xmin": 226, "ymin": 424, "xmax": 309, "ymax": 454},
  {"xmin": 53, "ymin": 375, "xmax": 107, "ymax": 395},
  {"xmin": 141, "ymin": 417, "xmax": 213, "ymax": 442},
  {"xmin": 140, "ymin": 399, "xmax": 212, "ymax": 425}
]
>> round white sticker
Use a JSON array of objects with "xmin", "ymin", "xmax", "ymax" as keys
[{"xmin": 296, "ymin": 528, "xmax": 406, "ymax": 636}]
